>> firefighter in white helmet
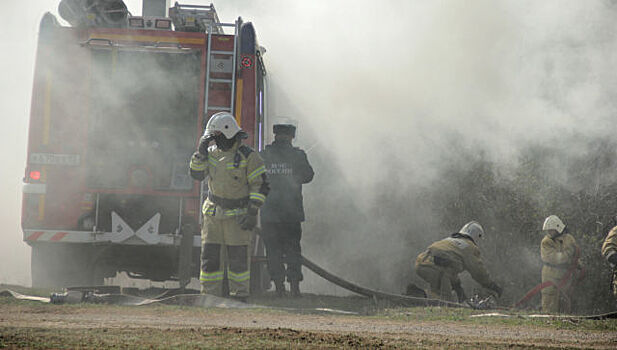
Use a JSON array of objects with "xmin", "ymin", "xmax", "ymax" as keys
[
  {"xmin": 540, "ymin": 215, "xmax": 582, "ymax": 313},
  {"xmin": 414, "ymin": 221, "xmax": 502, "ymax": 302},
  {"xmin": 189, "ymin": 112, "xmax": 268, "ymax": 300},
  {"xmin": 602, "ymin": 219, "xmax": 617, "ymax": 298}
]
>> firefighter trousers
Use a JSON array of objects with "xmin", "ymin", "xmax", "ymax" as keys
[
  {"xmin": 200, "ymin": 214, "xmax": 251, "ymax": 298},
  {"xmin": 541, "ymin": 285, "xmax": 573, "ymax": 314},
  {"xmin": 415, "ymin": 252, "xmax": 458, "ymax": 302},
  {"xmin": 261, "ymin": 222, "xmax": 303, "ymax": 284}
]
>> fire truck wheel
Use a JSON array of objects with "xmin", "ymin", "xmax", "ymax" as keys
[{"xmin": 31, "ymin": 243, "xmax": 105, "ymax": 288}]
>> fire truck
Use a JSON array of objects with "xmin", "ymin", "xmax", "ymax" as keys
[{"xmin": 22, "ymin": 0, "xmax": 268, "ymax": 290}]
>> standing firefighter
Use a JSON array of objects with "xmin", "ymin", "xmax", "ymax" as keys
[
  {"xmin": 601, "ymin": 222, "xmax": 617, "ymax": 298},
  {"xmin": 189, "ymin": 112, "xmax": 268, "ymax": 299},
  {"xmin": 540, "ymin": 215, "xmax": 582, "ymax": 313},
  {"xmin": 260, "ymin": 120, "xmax": 314, "ymax": 297},
  {"xmin": 414, "ymin": 221, "xmax": 502, "ymax": 303}
]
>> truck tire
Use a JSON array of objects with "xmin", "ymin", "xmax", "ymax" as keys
[{"xmin": 31, "ymin": 243, "xmax": 105, "ymax": 288}]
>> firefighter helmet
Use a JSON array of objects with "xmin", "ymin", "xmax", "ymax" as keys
[
  {"xmin": 204, "ymin": 112, "xmax": 242, "ymax": 139},
  {"xmin": 459, "ymin": 221, "xmax": 484, "ymax": 241},
  {"xmin": 542, "ymin": 215, "xmax": 565, "ymax": 236}
]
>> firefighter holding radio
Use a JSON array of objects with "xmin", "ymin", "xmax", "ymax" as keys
[{"xmin": 189, "ymin": 112, "xmax": 269, "ymax": 300}]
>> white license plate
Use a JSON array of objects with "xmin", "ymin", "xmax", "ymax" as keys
[{"xmin": 29, "ymin": 153, "xmax": 81, "ymax": 166}]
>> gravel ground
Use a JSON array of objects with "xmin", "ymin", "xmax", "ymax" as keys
[{"xmin": 1, "ymin": 299, "xmax": 617, "ymax": 349}]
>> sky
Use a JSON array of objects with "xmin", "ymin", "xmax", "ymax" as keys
[{"xmin": 1, "ymin": 0, "xmax": 616, "ymax": 293}]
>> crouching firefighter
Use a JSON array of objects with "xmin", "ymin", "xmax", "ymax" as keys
[
  {"xmin": 414, "ymin": 221, "xmax": 502, "ymax": 303},
  {"xmin": 540, "ymin": 215, "xmax": 583, "ymax": 313},
  {"xmin": 601, "ymin": 220, "xmax": 617, "ymax": 299},
  {"xmin": 189, "ymin": 112, "xmax": 269, "ymax": 299}
]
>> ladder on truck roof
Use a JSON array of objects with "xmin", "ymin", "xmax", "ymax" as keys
[
  {"xmin": 170, "ymin": 3, "xmax": 241, "ymax": 116},
  {"xmin": 169, "ymin": 2, "xmax": 224, "ymax": 34},
  {"xmin": 203, "ymin": 18, "xmax": 241, "ymax": 116}
]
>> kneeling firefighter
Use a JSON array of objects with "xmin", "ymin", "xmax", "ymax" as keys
[
  {"xmin": 414, "ymin": 221, "xmax": 502, "ymax": 302},
  {"xmin": 189, "ymin": 112, "xmax": 269, "ymax": 299},
  {"xmin": 540, "ymin": 215, "xmax": 582, "ymax": 313},
  {"xmin": 601, "ymin": 219, "xmax": 617, "ymax": 298}
]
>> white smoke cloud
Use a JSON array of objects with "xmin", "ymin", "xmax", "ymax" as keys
[
  {"xmin": 0, "ymin": 0, "xmax": 63, "ymax": 285},
  {"xmin": 2, "ymin": 0, "xmax": 616, "ymax": 294}
]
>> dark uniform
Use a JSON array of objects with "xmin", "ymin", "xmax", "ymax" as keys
[{"xmin": 260, "ymin": 139, "xmax": 314, "ymax": 293}]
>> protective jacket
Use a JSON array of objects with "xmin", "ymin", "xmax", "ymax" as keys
[
  {"xmin": 540, "ymin": 232, "xmax": 580, "ymax": 313},
  {"xmin": 602, "ymin": 226, "xmax": 617, "ymax": 261},
  {"xmin": 190, "ymin": 141, "xmax": 268, "ymax": 215},
  {"xmin": 416, "ymin": 233, "xmax": 497, "ymax": 290},
  {"xmin": 259, "ymin": 140, "xmax": 314, "ymax": 223},
  {"xmin": 601, "ymin": 226, "xmax": 617, "ymax": 298},
  {"xmin": 188, "ymin": 140, "xmax": 267, "ymax": 298},
  {"xmin": 541, "ymin": 233, "xmax": 579, "ymax": 283}
]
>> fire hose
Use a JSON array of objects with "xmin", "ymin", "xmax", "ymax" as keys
[
  {"xmin": 299, "ymin": 255, "xmax": 468, "ymax": 308},
  {"xmin": 514, "ymin": 247, "xmax": 584, "ymax": 309}
]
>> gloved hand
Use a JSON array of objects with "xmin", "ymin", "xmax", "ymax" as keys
[
  {"xmin": 488, "ymin": 282, "xmax": 503, "ymax": 298},
  {"xmin": 238, "ymin": 205, "xmax": 259, "ymax": 230},
  {"xmin": 198, "ymin": 135, "xmax": 214, "ymax": 156},
  {"xmin": 238, "ymin": 214, "xmax": 257, "ymax": 230},
  {"xmin": 191, "ymin": 151, "xmax": 207, "ymax": 162},
  {"xmin": 607, "ymin": 251, "xmax": 617, "ymax": 268}
]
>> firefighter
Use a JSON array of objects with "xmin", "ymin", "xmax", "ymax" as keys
[
  {"xmin": 189, "ymin": 112, "xmax": 268, "ymax": 300},
  {"xmin": 601, "ymin": 221, "xmax": 617, "ymax": 298},
  {"xmin": 540, "ymin": 215, "xmax": 581, "ymax": 313},
  {"xmin": 259, "ymin": 120, "xmax": 314, "ymax": 297},
  {"xmin": 414, "ymin": 221, "xmax": 502, "ymax": 303}
]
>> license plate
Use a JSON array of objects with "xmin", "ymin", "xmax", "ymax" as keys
[{"xmin": 29, "ymin": 153, "xmax": 80, "ymax": 166}]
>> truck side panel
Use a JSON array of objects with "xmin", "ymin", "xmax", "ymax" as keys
[{"xmin": 23, "ymin": 25, "xmax": 90, "ymax": 230}]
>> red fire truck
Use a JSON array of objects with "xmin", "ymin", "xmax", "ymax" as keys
[{"xmin": 22, "ymin": 0, "xmax": 268, "ymax": 290}]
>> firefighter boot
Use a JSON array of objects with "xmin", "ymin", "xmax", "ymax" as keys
[
  {"xmin": 274, "ymin": 280, "xmax": 286, "ymax": 297},
  {"xmin": 290, "ymin": 280, "xmax": 301, "ymax": 298}
]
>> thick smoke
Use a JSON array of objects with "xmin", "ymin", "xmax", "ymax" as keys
[
  {"xmin": 3, "ymin": 1, "xmax": 617, "ymax": 312},
  {"xmin": 211, "ymin": 0, "xmax": 617, "ymax": 305}
]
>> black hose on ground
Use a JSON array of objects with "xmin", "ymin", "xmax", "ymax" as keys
[{"xmin": 300, "ymin": 255, "xmax": 468, "ymax": 308}]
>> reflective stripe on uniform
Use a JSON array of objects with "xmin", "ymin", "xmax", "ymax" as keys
[
  {"xmin": 228, "ymin": 270, "xmax": 250, "ymax": 282},
  {"xmin": 200, "ymin": 270, "xmax": 224, "ymax": 282},
  {"xmin": 202, "ymin": 205, "xmax": 247, "ymax": 217},
  {"xmin": 224, "ymin": 208, "xmax": 247, "ymax": 217},
  {"xmin": 190, "ymin": 159, "xmax": 206, "ymax": 171},
  {"xmin": 208, "ymin": 156, "xmax": 218, "ymax": 167},
  {"xmin": 249, "ymin": 192, "xmax": 266, "ymax": 204},
  {"xmin": 203, "ymin": 206, "xmax": 216, "ymax": 216},
  {"xmin": 248, "ymin": 165, "xmax": 266, "ymax": 181}
]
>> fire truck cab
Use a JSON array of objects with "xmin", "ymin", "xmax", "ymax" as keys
[{"xmin": 22, "ymin": 0, "xmax": 268, "ymax": 290}]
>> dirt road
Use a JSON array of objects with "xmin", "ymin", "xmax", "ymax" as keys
[{"xmin": 2, "ymin": 295, "xmax": 617, "ymax": 349}]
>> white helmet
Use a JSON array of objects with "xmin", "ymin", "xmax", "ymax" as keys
[
  {"xmin": 542, "ymin": 215, "xmax": 565, "ymax": 236},
  {"xmin": 204, "ymin": 112, "xmax": 242, "ymax": 139},
  {"xmin": 272, "ymin": 117, "xmax": 298, "ymax": 137},
  {"xmin": 459, "ymin": 221, "xmax": 484, "ymax": 241}
]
